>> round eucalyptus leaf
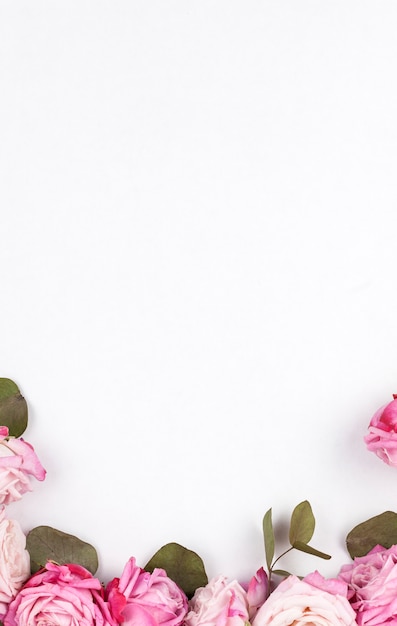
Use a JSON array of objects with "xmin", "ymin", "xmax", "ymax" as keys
[
  {"xmin": 289, "ymin": 500, "xmax": 315, "ymax": 546},
  {"xmin": 346, "ymin": 511, "xmax": 397, "ymax": 558},
  {"xmin": 145, "ymin": 542, "xmax": 207, "ymax": 598},
  {"xmin": 26, "ymin": 526, "xmax": 99, "ymax": 575},
  {"xmin": 0, "ymin": 378, "xmax": 28, "ymax": 437}
]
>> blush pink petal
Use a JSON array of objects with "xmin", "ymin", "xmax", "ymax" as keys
[{"xmin": 247, "ymin": 568, "xmax": 268, "ymax": 620}]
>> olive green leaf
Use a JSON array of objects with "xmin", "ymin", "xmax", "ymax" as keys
[
  {"xmin": 346, "ymin": 511, "xmax": 397, "ymax": 558},
  {"xmin": 289, "ymin": 500, "xmax": 315, "ymax": 546},
  {"xmin": 292, "ymin": 540, "xmax": 331, "ymax": 559},
  {"xmin": 26, "ymin": 526, "xmax": 98, "ymax": 575},
  {"xmin": 263, "ymin": 508, "xmax": 275, "ymax": 570},
  {"xmin": 272, "ymin": 569, "xmax": 294, "ymax": 577},
  {"xmin": 145, "ymin": 542, "xmax": 207, "ymax": 599},
  {"xmin": 0, "ymin": 378, "xmax": 28, "ymax": 437}
]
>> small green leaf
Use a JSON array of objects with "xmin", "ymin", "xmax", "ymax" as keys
[
  {"xmin": 26, "ymin": 526, "xmax": 98, "ymax": 575},
  {"xmin": 272, "ymin": 569, "xmax": 293, "ymax": 577},
  {"xmin": 289, "ymin": 500, "xmax": 315, "ymax": 545},
  {"xmin": 145, "ymin": 542, "xmax": 207, "ymax": 599},
  {"xmin": 0, "ymin": 378, "xmax": 28, "ymax": 437},
  {"xmin": 346, "ymin": 511, "xmax": 397, "ymax": 558},
  {"xmin": 292, "ymin": 540, "xmax": 331, "ymax": 559},
  {"xmin": 263, "ymin": 508, "xmax": 275, "ymax": 570}
]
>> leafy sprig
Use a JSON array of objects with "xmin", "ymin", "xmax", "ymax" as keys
[{"xmin": 263, "ymin": 500, "xmax": 331, "ymax": 592}]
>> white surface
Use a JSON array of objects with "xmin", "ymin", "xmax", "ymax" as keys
[{"xmin": 1, "ymin": 0, "xmax": 397, "ymax": 586}]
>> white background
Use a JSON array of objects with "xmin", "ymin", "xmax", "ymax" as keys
[{"xmin": 1, "ymin": 0, "xmax": 397, "ymax": 587}]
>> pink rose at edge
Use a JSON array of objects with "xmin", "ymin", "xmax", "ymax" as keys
[
  {"xmin": 0, "ymin": 507, "xmax": 30, "ymax": 619},
  {"xmin": 4, "ymin": 562, "xmax": 119, "ymax": 626},
  {"xmin": 364, "ymin": 396, "xmax": 397, "ymax": 466},
  {"xmin": 252, "ymin": 573, "xmax": 356, "ymax": 626},
  {"xmin": 107, "ymin": 557, "xmax": 188, "ymax": 626},
  {"xmin": 0, "ymin": 427, "xmax": 46, "ymax": 505},
  {"xmin": 338, "ymin": 544, "xmax": 397, "ymax": 626}
]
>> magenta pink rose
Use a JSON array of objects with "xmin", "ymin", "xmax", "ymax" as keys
[
  {"xmin": 185, "ymin": 576, "xmax": 250, "ymax": 626},
  {"xmin": 107, "ymin": 557, "xmax": 188, "ymax": 626},
  {"xmin": 338, "ymin": 544, "xmax": 397, "ymax": 626},
  {"xmin": 364, "ymin": 396, "xmax": 397, "ymax": 466},
  {"xmin": 0, "ymin": 426, "xmax": 46, "ymax": 505},
  {"xmin": 252, "ymin": 573, "xmax": 356, "ymax": 626},
  {"xmin": 4, "ymin": 562, "xmax": 120, "ymax": 626},
  {"xmin": 0, "ymin": 507, "xmax": 30, "ymax": 618}
]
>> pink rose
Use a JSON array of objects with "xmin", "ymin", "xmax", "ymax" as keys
[
  {"xmin": 338, "ymin": 544, "xmax": 397, "ymax": 626},
  {"xmin": 0, "ymin": 427, "xmax": 46, "ymax": 505},
  {"xmin": 364, "ymin": 396, "xmax": 397, "ymax": 466},
  {"xmin": 4, "ymin": 562, "xmax": 119, "ymax": 626},
  {"xmin": 252, "ymin": 573, "xmax": 356, "ymax": 626},
  {"xmin": 184, "ymin": 576, "xmax": 250, "ymax": 626},
  {"xmin": 107, "ymin": 557, "xmax": 188, "ymax": 626},
  {"xmin": 0, "ymin": 508, "xmax": 30, "ymax": 618}
]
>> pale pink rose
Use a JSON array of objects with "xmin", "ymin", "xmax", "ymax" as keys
[
  {"xmin": 185, "ymin": 576, "xmax": 250, "ymax": 626},
  {"xmin": 0, "ymin": 507, "xmax": 30, "ymax": 619},
  {"xmin": 338, "ymin": 544, "xmax": 397, "ymax": 626},
  {"xmin": 252, "ymin": 573, "xmax": 356, "ymax": 626},
  {"xmin": 107, "ymin": 557, "xmax": 188, "ymax": 626},
  {"xmin": 4, "ymin": 562, "xmax": 119, "ymax": 626},
  {"xmin": 364, "ymin": 396, "xmax": 397, "ymax": 466},
  {"xmin": 0, "ymin": 426, "xmax": 46, "ymax": 505}
]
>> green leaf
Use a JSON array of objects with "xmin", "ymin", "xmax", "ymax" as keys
[
  {"xmin": 292, "ymin": 540, "xmax": 331, "ymax": 559},
  {"xmin": 263, "ymin": 508, "xmax": 275, "ymax": 570},
  {"xmin": 346, "ymin": 511, "xmax": 397, "ymax": 558},
  {"xmin": 289, "ymin": 500, "xmax": 315, "ymax": 545},
  {"xmin": 145, "ymin": 542, "xmax": 207, "ymax": 599},
  {"xmin": 272, "ymin": 569, "xmax": 293, "ymax": 577},
  {"xmin": 26, "ymin": 526, "xmax": 98, "ymax": 575},
  {"xmin": 0, "ymin": 378, "xmax": 28, "ymax": 437}
]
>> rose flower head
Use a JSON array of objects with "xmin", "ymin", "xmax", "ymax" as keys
[
  {"xmin": 0, "ymin": 426, "xmax": 46, "ymax": 505},
  {"xmin": 4, "ymin": 561, "xmax": 120, "ymax": 626},
  {"xmin": 338, "ymin": 544, "xmax": 397, "ymax": 626},
  {"xmin": 185, "ymin": 574, "xmax": 254, "ymax": 626},
  {"xmin": 252, "ymin": 572, "xmax": 356, "ymax": 626},
  {"xmin": 0, "ymin": 507, "xmax": 30, "ymax": 619},
  {"xmin": 364, "ymin": 396, "xmax": 397, "ymax": 466},
  {"xmin": 107, "ymin": 557, "xmax": 188, "ymax": 626}
]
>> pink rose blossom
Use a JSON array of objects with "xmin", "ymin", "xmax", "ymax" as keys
[
  {"xmin": 0, "ymin": 426, "xmax": 46, "ymax": 505},
  {"xmin": 338, "ymin": 544, "xmax": 397, "ymax": 626},
  {"xmin": 184, "ymin": 576, "xmax": 250, "ymax": 626},
  {"xmin": 107, "ymin": 557, "xmax": 188, "ymax": 626},
  {"xmin": 0, "ymin": 507, "xmax": 30, "ymax": 619},
  {"xmin": 252, "ymin": 573, "xmax": 356, "ymax": 626},
  {"xmin": 364, "ymin": 396, "xmax": 397, "ymax": 466},
  {"xmin": 4, "ymin": 562, "xmax": 119, "ymax": 626}
]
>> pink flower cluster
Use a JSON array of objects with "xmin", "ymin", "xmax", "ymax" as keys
[
  {"xmin": 1, "ymin": 393, "xmax": 397, "ymax": 626},
  {"xmin": 0, "ymin": 427, "xmax": 45, "ymax": 618},
  {"xmin": 9, "ymin": 549, "xmax": 397, "ymax": 626}
]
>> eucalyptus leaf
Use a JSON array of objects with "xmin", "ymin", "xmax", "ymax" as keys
[
  {"xmin": 263, "ymin": 508, "xmax": 275, "ymax": 570},
  {"xmin": 272, "ymin": 569, "xmax": 293, "ymax": 577},
  {"xmin": 26, "ymin": 526, "xmax": 98, "ymax": 575},
  {"xmin": 289, "ymin": 500, "xmax": 315, "ymax": 546},
  {"xmin": 145, "ymin": 542, "xmax": 207, "ymax": 599},
  {"xmin": 346, "ymin": 511, "xmax": 397, "ymax": 558},
  {"xmin": 292, "ymin": 540, "xmax": 331, "ymax": 559},
  {"xmin": 0, "ymin": 378, "xmax": 28, "ymax": 437}
]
